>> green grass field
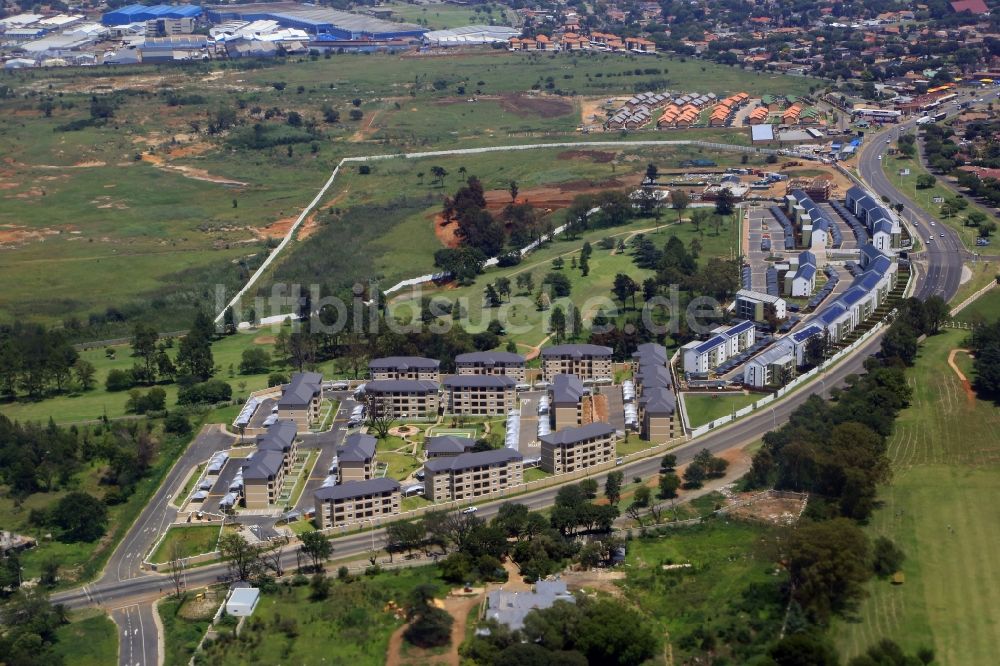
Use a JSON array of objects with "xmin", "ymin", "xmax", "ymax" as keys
[
  {"xmin": 52, "ymin": 611, "xmax": 118, "ymax": 666},
  {"xmin": 150, "ymin": 525, "xmax": 222, "ymax": 564},
  {"xmin": 159, "ymin": 594, "xmax": 220, "ymax": 666},
  {"xmin": 832, "ymin": 326, "xmax": 1000, "ymax": 663},
  {"xmin": 378, "ymin": 1, "xmax": 508, "ymax": 29},
  {"xmin": 196, "ymin": 567, "xmax": 448, "ymax": 665},
  {"xmin": 622, "ymin": 521, "xmax": 786, "ymax": 662},
  {"xmin": 953, "ymin": 285, "xmax": 1000, "ymax": 323},
  {"xmin": 682, "ymin": 391, "xmax": 763, "ymax": 428}
]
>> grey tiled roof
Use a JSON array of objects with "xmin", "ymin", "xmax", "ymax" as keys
[
  {"xmin": 424, "ymin": 447, "xmax": 522, "ymax": 473},
  {"xmin": 338, "ymin": 433, "xmax": 376, "ymax": 463},
  {"xmin": 540, "ymin": 344, "xmax": 612, "ymax": 359},
  {"xmin": 314, "ymin": 478, "xmax": 400, "ymax": 502},
  {"xmin": 424, "ymin": 435, "xmax": 475, "ymax": 456},
  {"xmin": 455, "ymin": 351, "xmax": 525, "ymax": 365},
  {"xmin": 551, "ymin": 374, "xmax": 584, "ymax": 405},
  {"xmin": 365, "ymin": 379, "xmax": 439, "ymax": 394},
  {"xmin": 369, "ymin": 356, "xmax": 440, "ymax": 371},
  {"xmin": 539, "ymin": 422, "xmax": 615, "ymax": 446},
  {"xmin": 442, "ymin": 374, "xmax": 516, "ymax": 388},
  {"xmin": 278, "ymin": 371, "xmax": 322, "ymax": 408}
]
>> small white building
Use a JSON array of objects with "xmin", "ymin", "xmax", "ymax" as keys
[
  {"xmin": 225, "ymin": 587, "xmax": 260, "ymax": 617},
  {"xmin": 682, "ymin": 320, "xmax": 756, "ymax": 374}
]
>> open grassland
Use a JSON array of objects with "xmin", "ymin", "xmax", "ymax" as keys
[
  {"xmin": 622, "ymin": 521, "xmax": 786, "ymax": 663},
  {"xmin": 0, "ymin": 54, "xmax": 810, "ymax": 331},
  {"xmin": 379, "ymin": 1, "xmax": 510, "ymax": 29},
  {"xmin": 52, "ymin": 611, "xmax": 118, "ymax": 666},
  {"xmin": 951, "ymin": 263, "xmax": 998, "ymax": 309},
  {"xmin": 195, "ymin": 567, "xmax": 448, "ymax": 666},
  {"xmin": 953, "ymin": 285, "xmax": 1000, "ymax": 323},
  {"xmin": 682, "ymin": 391, "xmax": 765, "ymax": 428},
  {"xmin": 150, "ymin": 524, "xmax": 222, "ymax": 564},
  {"xmin": 832, "ymin": 327, "xmax": 1000, "ymax": 663}
]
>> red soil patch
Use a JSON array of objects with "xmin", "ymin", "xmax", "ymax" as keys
[
  {"xmin": 948, "ymin": 348, "xmax": 976, "ymax": 403},
  {"xmin": 254, "ymin": 216, "xmax": 296, "ymax": 241},
  {"xmin": 297, "ymin": 212, "xmax": 320, "ymax": 240},
  {"xmin": 558, "ymin": 149, "xmax": 617, "ymax": 163},
  {"xmin": 253, "ymin": 335, "xmax": 276, "ymax": 345},
  {"xmin": 434, "ymin": 214, "xmax": 462, "ymax": 249},
  {"xmin": 0, "ymin": 224, "xmax": 62, "ymax": 246},
  {"xmin": 498, "ymin": 94, "xmax": 574, "ymax": 118}
]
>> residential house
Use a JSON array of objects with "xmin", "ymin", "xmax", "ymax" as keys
[
  {"xmin": 314, "ymin": 478, "xmax": 400, "ymax": 529},
  {"xmin": 539, "ymin": 422, "xmax": 616, "ymax": 474},
  {"xmin": 735, "ymin": 289, "xmax": 788, "ymax": 321},
  {"xmin": 423, "ymin": 448, "xmax": 524, "ymax": 501}
]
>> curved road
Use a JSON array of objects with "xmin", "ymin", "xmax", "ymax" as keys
[
  {"xmin": 53, "ymin": 93, "xmax": 1000, "ymax": 663},
  {"xmin": 856, "ymin": 88, "xmax": 1000, "ymax": 301}
]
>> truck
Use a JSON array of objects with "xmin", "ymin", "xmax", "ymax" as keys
[{"xmin": 915, "ymin": 116, "xmax": 933, "ymax": 125}]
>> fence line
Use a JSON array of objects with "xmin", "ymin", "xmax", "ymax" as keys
[{"xmin": 950, "ymin": 279, "xmax": 998, "ymax": 317}]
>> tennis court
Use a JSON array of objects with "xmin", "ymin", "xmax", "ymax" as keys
[{"xmin": 426, "ymin": 427, "xmax": 478, "ymax": 439}]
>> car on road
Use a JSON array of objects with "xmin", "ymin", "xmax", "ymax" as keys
[
  {"xmin": 930, "ymin": 221, "xmax": 935, "ymax": 226},
  {"xmin": 940, "ymin": 233, "xmax": 944, "ymax": 237},
  {"xmin": 461, "ymin": 506, "xmax": 479, "ymax": 514},
  {"xmin": 877, "ymin": 155, "xmax": 883, "ymax": 160},
  {"xmin": 886, "ymin": 139, "xmax": 891, "ymax": 144},
  {"xmin": 927, "ymin": 237, "xmax": 933, "ymax": 242}
]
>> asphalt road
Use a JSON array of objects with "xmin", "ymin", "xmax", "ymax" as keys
[{"xmin": 855, "ymin": 88, "xmax": 1000, "ymax": 301}]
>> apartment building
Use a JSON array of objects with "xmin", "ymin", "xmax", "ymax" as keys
[
  {"xmin": 735, "ymin": 289, "xmax": 788, "ymax": 322},
  {"xmin": 424, "ymin": 435, "xmax": 476, "ymax": 459},
  {"xmin": 539, "ymin": 422, "xmax": 616, "ymax": 475},
  {"xmin": 639, "ymin": 387, "xmax": 676, "ymax": 441},
  {"xmin": 363, "ymin": 380, "xmax": 440, "ymax": 419},
  {"xmin": 442, "ymin": 374, "xmax": 516, "ymax": 416},
  {"xmin": 241, "ymin": 450, "xmax": 286, "ymax": 509},
  {"xmin": 550, "ymin": 373, "xmax": 585, "ymax": 430},
  {"xmin": 454, "ymin": 351, "xmax": 527, "ymax": 382},
  {"xmin": 681, "ymin": 320, "xmax": 756, "ymax": 375},
  {"xmin": 336, "ymin": 433, "xmax": 376, "ymax": 483},
  {"xmin": 277, "ymin": 371, "xmax": 323, "ymax": 428},
  {"xmin": 423, "ymin": 448, "xmax": 524, "ymax": 502},
  {"xmin": 368, "ymin": 356, "xmax": 441, "ymax": 382},
  {"xmin": 241, "ymin": 419, "xmax": 299, "ymax": 509},
  {"xmin": 540, "ymin": 344, "xmax": 613, "ymax": 380},
  {"xmin": 313, "ymin": 478, "xmax": 401, "ymax": 529}
]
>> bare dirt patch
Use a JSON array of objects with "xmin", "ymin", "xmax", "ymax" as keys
[
  {"xmin": 498, "ymin": 94, "xmax": 574, "ymax": 118},
  {"xmin": 297, "ymin": 212, "xmax": 320, "ymax": 240},
  {"xmin": 948, "ymin": 348, "xmax": 976, "ymax": 403},
  {"xmin": 728, "ymin": 492, "xmax": 808, "ymax": 526},
  {"xmin": 561, "ymin": 569, "xmax": 626, "ymax": 596},
  {"xmin": 0, "ymin": 224, "xmax": 63, "ymax": 246},
  {"xmin": 253, "ymin": 335, "xmax": 276, "ymax": 345},
  {"xmin": 558, "ymin": 149, "xmax": 617, "ymax": 163},
  {"xmin": 386, "ymin": 590, "xmax": 484, "ymax": 666}
]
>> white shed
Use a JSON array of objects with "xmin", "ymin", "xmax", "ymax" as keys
[{"xmin": 225, "ymin": 587, "xmax": 260, "ymax": 617}]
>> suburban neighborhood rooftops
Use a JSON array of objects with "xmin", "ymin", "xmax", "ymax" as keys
[
  {"xmin": 540, "ymin": 344, "xmax": 613, "ymax": 359},
  {"xmin": 314, "ymin": 477, "xmax": 400, "ymax": 502},
  {"xmin": 256, "ymin": 419, "xmax": 297, "ymax": 452},
  {"xmin": 442, "ymin": 374, "xmax": 516, "ymax": 389},
  {"xmin": 365, "ymin": 379, "xmax": 439, "ymax": 393},
  {"xmin": 747, "ymin": 339, "xmax": 795, "ymax": 366},
  {"xmin": 539, "ymin": 422, "xmax": 615, "ymax": 446},
  {"xmin": 635, "ymin": 364, "xmax": 672, "ymax": 388},
  {"xmin": 632, "ymin": 342, "xmax": 667, "ymax": 364},
  {"xmin": 369, "ymin": 356, "xmax": 440, "ymax": 371},
  {"xmin": 424, "ymin": 447, "xmax": 523, "ymax": 473},
  {"xmin": 640, "ymin": 386, "xmax": 676, "ymax": 414},
  {"xmin": 551, "ymin": 374, "xmax": 585, "ymax": 404},
  {"xmin": 337, "ymin": 433, "xmax": 376, "ymax": 462},
  {"xmin": 455, "ymin": 351, "xmax": 526, "ymax": 365},
  {"xmin": 278, "ymin": 371, "xmax": 322, "ymax": 408},
  {"xmin": 424, "ymin": 435, "xmax": 476, "ymax": 456}
]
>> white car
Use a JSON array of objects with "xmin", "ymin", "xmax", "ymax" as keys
[
  {"xmin": 878, "ymin": 155, "xmax": 883, "ymax": 160},
  {"xmin": 461, "ymin": 506, "xmax": 479, "ymax": 514},
  {"xmin": 930, "ymin": 221, "xmax": 935, "ymax": 226},
  {"xmin": 927, "ymin": 237, "xmax": 933, "ymax": 242},
  {"xmin": 940, "ymin": 233, "xmax": 945, "ymax": 237}
]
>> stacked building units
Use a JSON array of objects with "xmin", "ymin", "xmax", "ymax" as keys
[
  {"xmin": 423, "ymin": 448, "xmax": 524, "ymax": 502},
  {"xmin": 631, "ymin": 343, "xmax": 677, "ymax": 441},
  {"xmin": 539, "ymin": 422, "xmax": 617, "ymax": 474},
  {"xmin": 369, "ymin": 356, "xmax": 440, "ymax": 381},
  {"xmin": 708, "ymin": 92, "xmax": 750, "ymax": 126},
  {"xmin": 441, "ymin": 374, "xmax": 516, "ymax": 416},
  {"xmin": 241, "ymin": 419, "xmax": 298, "ymax": 509},
  {"xmin": 540, "ymin": 344, "xmax": 613, "ymax": 381},
  {"xmin": 454, "ymin": 351, "xmax": 526, "ymax": 382},
  {"xmin": 314, "ymin": 478, "xmax": 400, "ymax": 529},
  {"xmin": 363, "ymin": 380, "xmax": 440, "ymax": 419},
  {"xmin": 681, "ymin": 320, "xmax": 756, "ymax": 375},
  {"xmin": 277, "ymin": 371, "xmax": 323, "ymax": 429}
]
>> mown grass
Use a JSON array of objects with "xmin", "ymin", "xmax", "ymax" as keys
[
  {"xmin": 832, "ymin": 327, "xmax": 1000, "ymax": 663},
  {"xmin": 150, "ymin": 525, "xmax": 222, "ymax": 564},
  {"xmin": 682, "ymin": 391, "xmax": 764, "ymax": 428},
  {"xmin": 953, "ymin": 284, "xmax": 1000, "ymax": 323},
  {"xmin": 52, "ymin": 611, "xmax": 118, "ymax": 666},
  {"xmin": 159, "ymin": 594, "xmax": 220, "ymax": 666}
]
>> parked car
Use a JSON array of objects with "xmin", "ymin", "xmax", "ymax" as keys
[{"xmin": 461, "ymin": 506, "xmax": 479, "ymax": 514}]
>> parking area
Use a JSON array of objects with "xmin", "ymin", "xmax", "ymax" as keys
[
  {"xmin": 819, "ymin": 202, "xmax": 858, "ymax": 250},
  {"xmin": 601, "ymin": 384, "xmax": 626, "ymax": 433},
  {"xmin": 517, "ymin": 391, "xmax": 542, "ymax": 457},
  {"xmin": 746, "ymin": 207, "xmax": 785, "ymax": 291},
  {"xmin": 245, "ymin": 397, "xmax": 276, "ymax": 431}
]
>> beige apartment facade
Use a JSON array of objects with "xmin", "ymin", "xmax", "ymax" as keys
[
  {"xmin": 368, "ymin": 357, "xmax": 441, "ymax": 382},
  {"xmin": 363, "ymin": 380, "xmax": 440, "ymax": 419},
  {"xmin": 423, "ymin": 449, "xmax": 524, "ymax": 502},
  {"xmin": 454, "ymin": 351, "xmax": 527, "ymax": 383},
  {"xmin": 314, "ymin": 479, "xmax": 401, "ymax": 529},
  {"xmin": 539, "ymin": 422, "xmax": 616, "ymax": 475},
  {"xmin": 442, "ymin": 375, "xmax": 516, "ymax": 416},
  {"xmin": 541, "ymin": 344, "xmax": 613, "ymax": 380}
]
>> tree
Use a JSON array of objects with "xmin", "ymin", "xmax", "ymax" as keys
[
  {"xmin": 219, "ymin": 532, "xmax": 262, "ymax": 582},
  {"xmin": 644, "ymin": 162, "xmax": 658, "ymax": 184},
  {"xmin": 299, "ymin": 531, "xmax": 332, "ymax": 571},
  {"xmin": 168, "ymin": 540, "xmax": 186, "ymax": 597},
  {"xmin": 386, "ymin": 521, "xmax": 425, "ymax": 561},
  {"xmin": 549, "ymin": 306, "xmax": 567, "ymax": 342},
  {"xmin": 871, "ymin": 536, "xmax": 905, "ymax": 578},
  {"xmin": 915, "ymin": 174, "xmax": 936, "ymax": 189},
  {"xmin": 789, "ymin": 518, "xmax": 872, "ymax": 621},
  {"xmin": 430, "ymin": 165, "xmax": 448, "ymax": 187},
  {"xmin": 73, "ymin": 359, "xmax": 96, "ymax": 391},
  {"xmin": 362, "ymin": 392, "xmax": 396, "ymax": 438},
  {"xmin": 130, "ymin": 322, "xmax": 159, "ymax": 382},
  {"xmin": 770, "ymin": 633, "xmax": 840, "ymax": 666},
  {"xmin": 495, "ymin": 277, "xmax": 511, "ymax": 302},
  {"xmin": 612, "ymin": 273, "xmax": 638, "ymax": 310},
  {"xmin": 604, "ymin": 471, "xmax": 623, "ymax": 505},
  {"xmin": 922, "ymin": 295, "xmax": 949, "ymax": 334},
  {"xmin": 660, "ymin": 454, "xmax": 677, "ymax": 472},
  {"xmin": 509, "ymin": 180, "xmax": 519, "ymax": 203},
  {"xmin": 633, "ymin": 485, "xmax": 651, "ymax": 507},
  {"xmin": 682, "ymin": 462, "xmax": 706, "ymax": 489},
  {"xmin": 239, "ymin": 347, "xmax": 271, "ymax": 374},
  {"xmin": 176, "ymin": 327, "xmax": 214, "ymax": 382},
  {"xmin": 49, "ymin": 492, "xmax": 107, "ymax": 542},
  {"xmin": 714, "ymin": 187, "xmax": 735, "ymax": 216},
  {"xmin": 404, "ymin": 606, "xmax": 453, "ymax": 648},
  {"xmin": 658, "ymin": 472, "xmax": 681, "ymax": 499},
  {"xmin": 671, "ymin": 189, "xmax": 690, "ymax": 224}
]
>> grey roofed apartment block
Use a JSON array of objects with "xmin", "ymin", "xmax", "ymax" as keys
[
  {"xmin": 278, "ymin": 371, "xmax": 322, "ymax": 408},
  {"xmin": 551, "ymin": 374, "xmax": 584, "ymax": 405},
  {"xmin": 424, "ymin": 435, "xmax": 476, "ymax": 456},
  {"xmin": 442, "ymin": 374, "xmax": 516, "ymax": 389},
  {"xmin": 633, "ymin": 342, "xmax": 667, "ymax": 364},
  {"xmin": 424, "ymin": 447, "xmax": 523, "ymax": 473},
  {"xmin": 540, "ymin": 343, "xmax": 613, "ymax": 359},
  {"xmin": 365, "ymin": 379, "xmax": 440, "ymax": 393},
  {"xmin": 485, "ymin": 579, "xmax": 574, "ymax": 630},
  {"xmin": 368, "ymin": 356, "xmax": 440, "ymax": 371},
  {"xmin": 256, "ymin": 419, "xmax": 297, "ymax": 452},
  {"xmin": 242, "ymin": 449, "xmax": 285, "ymax": 480},
  {"xmin": 539, "ymin": 421, "xmax": 615, "ymax": 446},
  {"xmin": 455, "ymin": 351, "xmax": 526, "ymax": 365},
  {"xmin": 635, "ymin": 364, "xmax": 672, "ymax": 388},
  {"xmin": 338, "ymin": 432, "xmax": 377, "ymax": 463},
  {"xmin": 640, "ymin": 386, "xmax": 676, "ymax": 415},
  {"xmin": 314, "ymin": 477, "xmax": 400, "ymax": 502}
]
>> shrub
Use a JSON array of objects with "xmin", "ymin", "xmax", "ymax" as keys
[
  {"xmin": 404, "ymin": 606, "xmax": 453, "ymax": 648},
  {"xmin": 105, "ymin": 368, "xmax": 134, "ymax": 392},
  {"xmin": 177, "ymin": 379, "xmax": 232, "ymax": 405}
]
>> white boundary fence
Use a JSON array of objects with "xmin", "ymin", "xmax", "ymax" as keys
[{"xmin": 215, "ymin": 140, "xmax": 810, "ymax": 322}]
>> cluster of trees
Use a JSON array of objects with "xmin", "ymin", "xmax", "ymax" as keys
[
  {"xmin": 922, "ymin": 123, "xmax": 1000, "ymax": 236},
  {"xmin": 0, "ymin": 590, "xmax": 70, "ymax": 666},
  {"xmin": 881, "ymin": 297, "xmax": 950, "ymax": 367},
  {"xmin": 463, "ymin": 594, "xmax": 658, "ymax": 666},
  {"xmin": 0, "ymin": 324, "xmax": 86, "ymax": 398},
  {"xmin": 971, "ymin": 315, "xmax": 1000, "ymax": 399}
]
